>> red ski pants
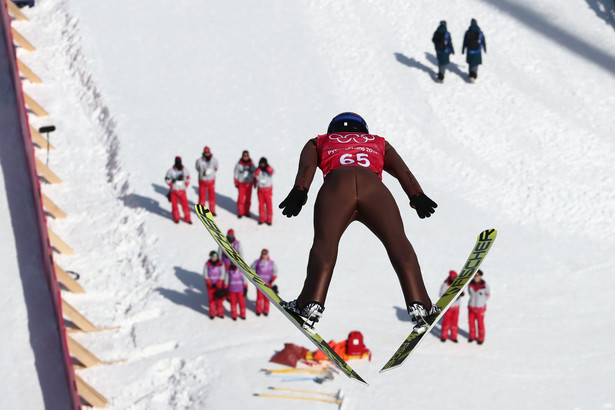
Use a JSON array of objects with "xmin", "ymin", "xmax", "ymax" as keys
[
  {"xmin": 228, "ymin": 292, "xmax": 246, "ymax": 319},
  {"xmin": 440, "ymin": 306, "xmax": 460, "ymax": 340},
  {"xmin": 236, "ymin": 182, "xmax": 253, "ymax": 217},
  {"xmin": 198, "ymin": 180, "xmax": 216, "ymax": 213},
  {"xmin": 468, "ymin": 306, "xmax": 487, "ymax": 342},
  {"xmin": 257, "ymin": 187, "xmax": 273, "ymax": 224},
  {"xmin": 170, "ymin": 190, "xmax": 191, "ymax": 223},
  {"xmin": 255, "ymin": 290, "xmax": 270, "ymax": 315},
  {"xmin": 206, "ymin": 282, "xmax": 224, "ymax": 318}
]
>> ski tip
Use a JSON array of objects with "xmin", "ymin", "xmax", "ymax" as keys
[
  {"xmin": 194, "ymin": 204, "xmax": 211, "ymax": 215},
  {"xmin": 480, "ymin": 228, "xmax": 498, "ymax": 240},
  {"xmin": 379, "ymin": 365, "xmax": 398, "ymax": 374},
  {"xmin": 342, "ymin": 369, "xmax": 367, "ymax": 385},
  {"xmin": 354, "ymin": 376, "xmax": 369, "ymax": 386},
  {"xmin": 338, "ymin": 367, "xmax": 367, "ymax": 385}
]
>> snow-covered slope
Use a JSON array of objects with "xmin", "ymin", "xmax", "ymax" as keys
[{"xmin": 9, "ymin": 0, "xmax": 615, "ymax": 408}]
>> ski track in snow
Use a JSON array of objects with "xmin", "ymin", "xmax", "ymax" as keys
[{"xmin": 10, "ymin": 0, "xmax": 615, "ymax": 408}]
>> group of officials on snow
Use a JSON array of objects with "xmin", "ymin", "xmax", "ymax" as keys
[
  {"xmin": 203, "ymin": 243, "xmax": 278, "ymax": 321},
  {"xmin": 164, "ymin": 147, "xmax": 274, "ymax": 225},
  {"xmin": 203, "ymin": 243, "xmax": 278, "ymax": 320}
]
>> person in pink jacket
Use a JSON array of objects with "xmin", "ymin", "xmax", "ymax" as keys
[
  {"xmin": 254, "ymin": 157, "xmax": 274, "ymax": 225},
  {"xmin": 440, "ymin": 270, "xmax": 463, "ymax": 342},
  {"xmin": 468, "ymin": 269, "xmax": 490, "ymax": 344},
  {"xmin": 225, "ymin": 264, "xmax": 248, "ymax": 320},
  {"xmin": 250, "ymin": 249, "xmax": 278, "ymax": 316},
  {"xmin": 218, "ymin": 229, "xmax": 243, "ymax": 271},
  {"xmin": 203, "ymin": 251, "xmax": 225, "ymax": 319}
]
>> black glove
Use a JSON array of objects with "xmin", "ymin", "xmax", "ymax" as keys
[
  {"xmin": 214, "ymin": 288, "xmax": 228, "ymax": 300},
  {"xmin": 409, "ymin": 193, "xmax": 437, "ymax": 218},
  {"xmin": 271, "ymin": 284, "xmax": 279, "ymax": 294},
  {"xmin": 243, "ymin": 288, "xmax": 248, "ymax": 296},
  {"xmin": 279, "ymin": 186, "xmax": 308, "ymax": 217}
]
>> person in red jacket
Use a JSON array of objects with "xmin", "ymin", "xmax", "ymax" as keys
[
  {"xmin": 440, "ymin": 270, "xmax": 463, "ymax": 342},
  {"xmin": 233, "ymin": 150, "xmax": 256, "ymax": 218}
]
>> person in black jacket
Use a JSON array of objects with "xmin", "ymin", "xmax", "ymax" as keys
[
  {"xmin": 462, "ymin": 18, "xmax": 487, "ymax": 82},
  {"xmin": 432, "ymin": 20, "xmax": 455, "ymax": 82}
]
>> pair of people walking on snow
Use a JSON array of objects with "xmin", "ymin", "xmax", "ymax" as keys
[{"xmin": 432, "ymin": 19, "xmax": 487, "ymax": 82}]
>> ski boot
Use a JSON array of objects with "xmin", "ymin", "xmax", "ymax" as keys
[
  {"xmin": 283, "ymin": 300, "xmax": 324, "ymax": 331},
  {"xmin": 437, "ymin": 72, "xmax": 444, "ymax": 82},
  {"xmin": 407, "ymin": 302, "xmax": 441, "ymax": 334}
]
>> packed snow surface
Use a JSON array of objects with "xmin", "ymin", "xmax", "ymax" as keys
[{"xmin": 6, "ymin": 0, "xmax": 615, "ymax": 408}]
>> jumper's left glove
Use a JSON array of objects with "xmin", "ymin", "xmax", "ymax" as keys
[
  {"xmin": 279, "ymin": 186, "xmax": 308, "ymax": 217},
  {"xmin": 410, "ymin": 193, "xmax": 437, "ymax": 218}
]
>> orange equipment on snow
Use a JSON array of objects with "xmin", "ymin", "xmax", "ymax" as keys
[{"xmin": 306, "ymin": 331, "xmax": 371, "ymax": 362}]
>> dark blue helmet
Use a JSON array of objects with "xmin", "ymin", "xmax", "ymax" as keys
[{"xmin": 327, "ymin": 112, "xmax": 369, "ymax": 134}]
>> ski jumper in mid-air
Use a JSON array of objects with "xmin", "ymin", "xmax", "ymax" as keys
[{"xmin": 279, "ymin": 112, "xmax": 439, "ymax": 330}]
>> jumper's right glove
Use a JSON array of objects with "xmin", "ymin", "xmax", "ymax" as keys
[
  {"xmin": 409, "ymin": 193, "xmax": 437, "ymax": 219},
  {"xmin": 279, "ymin": 186, "xmax": 308, "ymax": 217}
]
